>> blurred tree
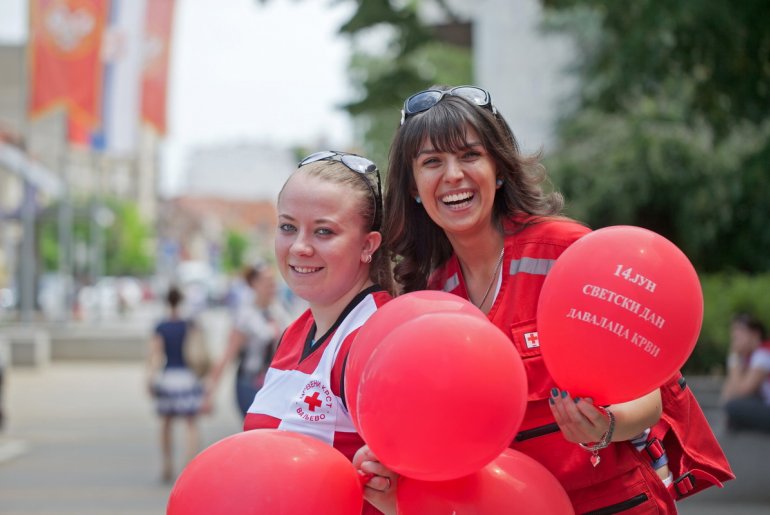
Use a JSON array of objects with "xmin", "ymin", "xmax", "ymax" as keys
[
  {"xmin": 542, "ymin": 0, "xmax": 770, "ymax": 138},
  {"xmin": 222, "ymin": 229, "xmax": 249, "ymax": 274},
  {"xmin": 260, "ymin": 0, "xmax": 472, "ymax": 171},
  {"xmin": 340, "ymin": 1, "xmax": 472, "ymax": 169},
  {"xmin": 541, "ymin": 0, "xmax": 770, "ymax": 273},
  {"xmin": 103, "ymin": 198, "xmax": 154, "ymax": 276},
  {"xmin": 40, "ymin": 197, "xmax": 155, "ymax": 278}
]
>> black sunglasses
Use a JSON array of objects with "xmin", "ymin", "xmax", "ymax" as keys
[
  {"xmin": 400, "ymin": 85, "xmax": 497, "ymax": 125},
  {"xmin": 298, "ymin": 150, "xmax": 383, "ymax": 231}
]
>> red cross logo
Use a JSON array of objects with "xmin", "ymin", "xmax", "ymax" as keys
[
  {"xmin": 303, "ymin": 391, "xmax": 323, "ymax": 412},
  {"xmin": 525, "ymin": 332, "xmax": 539, "ymax": 348}
]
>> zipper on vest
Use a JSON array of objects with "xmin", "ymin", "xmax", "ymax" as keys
[
  {"xmin": 514, "ymin": 422, "xmax": 560, "ymax": 442},
  {"xmin": 583, "ymin": 493, "xmax": 649, "ymax": 515}
]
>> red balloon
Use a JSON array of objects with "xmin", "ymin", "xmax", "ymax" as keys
[
  {"xmin": 537, "ymin": 226, "xmax": 703, "ymax": 405},
  {"xmin": 397, "ymin": 448, "xmax": 574, "ymax": 515},
  {"xmin": 345, "ymin": 290, "xmax": 486, "ymax": 433},
  {"xmin": 167, "ymin": 429, "xmax": 363, "ymax": 515},
  {"xmin": 357, "ymin": 312, "xmax": 527, "ymax": 481}
]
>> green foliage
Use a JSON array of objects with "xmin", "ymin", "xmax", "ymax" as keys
[
  {"xmin": 102, "ymin": 198, "xmax": 154, "ymax": 276},
  {"xmin": 544, "ymin": 93, "xmax": 770, "ymax": 273},
  {"xmin": 542, "ymin": 0, "xmax": 770, "ymax": 138},
  {"xmin": 221, "ymin": 230, "xmax": 249, "ymax": 273},
  {"xmin": 688, "ymin": 273, "xmax": 770, "ymax": 374},
  {"xmin": 39, "ymin": 197, "xmax": 155, "ymax": 278},
  {"xmin": 347, "ymin": 41, "xmax": 473, "ymax": 173},
  {"xmin": 542, "ymin": 0, "xmax": 770, "ymax": 274},
  {"xmin": 262, "ymin": 1, "xmax": 471, "ymax": 173}
]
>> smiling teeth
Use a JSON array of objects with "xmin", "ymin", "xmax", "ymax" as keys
[
  {"xmin": 293, "ymin": 266, "xmax": 320, "ymax": 274},
  {"xmin": 441, "ymin": 192, "xmax": 473, "ymax": 203}
]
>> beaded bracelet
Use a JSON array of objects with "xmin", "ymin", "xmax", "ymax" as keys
[{"xmin": 578, "ymin": 408, "xmax": 616, "ymax": 467}]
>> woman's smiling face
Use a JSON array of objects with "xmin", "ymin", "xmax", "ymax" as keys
[
  {"xmin": 411, "ymin": 126, "xmax": 499, "ymax": 238},
  {"xmin": 275, "ymin": 172, "xmax": 376, "ymax": 308}
]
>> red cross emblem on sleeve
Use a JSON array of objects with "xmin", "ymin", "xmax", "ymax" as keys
[{"xmin": 525, "ymin": 331, "xmax": 540, "ymax": 349}]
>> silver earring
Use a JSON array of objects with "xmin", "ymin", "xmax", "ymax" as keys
[
  {"xmin": 362, "ymin": 254, "xmax": 372, "ymax": 264},
  {"xmin": 415, "ymin": 196, "xmax": 422, "ymax": 204},
  {"xmin": 496, "ymin": 178, "xmax": 503, "ymax": 187}
]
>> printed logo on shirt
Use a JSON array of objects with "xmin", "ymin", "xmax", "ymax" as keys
[
  {"xmin": 295, "ymin": 379, "xmax": 334, "ymax": 422},
  {"xmin": 524, "ymin": 331, "xmax": 540, "ymax": 349}
]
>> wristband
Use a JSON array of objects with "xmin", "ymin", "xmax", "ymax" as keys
[{"xmin": 578, "ymin": 408, "xmax": 615, "ymax": 467}]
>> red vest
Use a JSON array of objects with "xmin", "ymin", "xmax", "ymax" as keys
[{"xmin": 429, "ymin": 215, "xmax": 733, "ymax": 513}]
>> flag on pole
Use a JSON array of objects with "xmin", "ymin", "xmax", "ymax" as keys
[
  {"xmin": 28, "ymin": 0, "xmax": 111, "ymax": 129},
  {"xmin": 141, "ymin": 0, "xmax": 176, "ymax": 135},
  {"xmin": 91, "ymin": 0, "xmax": 147, "ymax": 154}
]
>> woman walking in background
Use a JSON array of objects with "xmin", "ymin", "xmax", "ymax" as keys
[
  {"xmin": 206, "ymin": 262, "xmax": 290, "ymax": 418},
  {"xmin": 146, "ymin": 286, "xmax": 205, "ymax": 483}
]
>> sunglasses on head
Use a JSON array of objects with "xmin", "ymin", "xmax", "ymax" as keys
[
  {"xmin": 298, "ymin": 150, "xmax": 383, "ymax": 231},
  {"xmin": 400, "ymin": 85, "xmax": 497, "ymax": 125}
]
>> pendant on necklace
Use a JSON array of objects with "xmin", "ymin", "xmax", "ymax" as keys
[{"xmin": 474, "ymin": 248, "xmax": 505, "ymax": 309}]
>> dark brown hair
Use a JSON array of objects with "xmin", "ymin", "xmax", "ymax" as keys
[
  {"xmin": 383, "ymin": 89, "xmax": 565, "ymax": 292},
  {"xmin": 166, "ymin": 286, "xmax": 183, "ymax": 308},
  {"xmin": 732, "ymin": 312, "xmax": 767, "ymax": 340}
]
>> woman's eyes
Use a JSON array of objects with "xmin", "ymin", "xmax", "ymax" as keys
[
  {"xmin": 419, "ymin": 157, "xmax": 440, "ymax": 167},
  {"xmin": 279, "ymin": 223, "xmax": 334, "ymax": 236},
  {"xmin": 419, "ymin": 149, "xmax": 482, "ymax": 167}
]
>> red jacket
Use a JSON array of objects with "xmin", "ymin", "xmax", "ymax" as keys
[{"xmin": 429, "ymin": 215, "xmax": 733, "ymax": 513}]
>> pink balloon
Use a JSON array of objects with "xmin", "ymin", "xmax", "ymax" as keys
[
  {"xmin": 167, "ymin": 429, "xmax": 363, "ymax": 515},
  {"xmin": 357, "ymin": 312, "xmax": 527, "ymax": 481},
  {"xmin": 397, "ymin": 448, "xmax": 574, "ymax": 514},
  {"xmin": 537, "ymin": 226, "xmax": 703, "ymax": 405},
  {"xmin": 345, "ymin": 290, "xmax": 486, "ymax": 432}
]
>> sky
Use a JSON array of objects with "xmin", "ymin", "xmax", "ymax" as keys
[{"xmin": 0, "ymin": 0, "xmax": 356, "ymax": 195}]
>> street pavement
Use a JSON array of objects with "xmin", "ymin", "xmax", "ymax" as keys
[
  {"xmin": 0, "ymin": 308, "xmax": 242, "ymax": 515},
  {"xmin": 1, "ymin": 307, "xmax": 769, "ymax": 514}
]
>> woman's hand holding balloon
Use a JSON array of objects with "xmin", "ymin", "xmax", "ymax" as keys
[
  {"xmin": 353, "ymin": 445, "xmax": 398, "ymax": 515},
  {"xmin": 548, "ymin": 390, "xmax": 610, "ymax": 444}
]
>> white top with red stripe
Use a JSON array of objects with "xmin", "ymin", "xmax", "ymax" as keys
[{"xmin": 245, "ymin": 288, "xmax": 389, "ymax": 452}]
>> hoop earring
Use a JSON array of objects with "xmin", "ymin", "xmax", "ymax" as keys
[
  {"xmin": 362, "ymin": 254, "xmax": 372, "ymax": 264},
  {"xmin": 415, "ymin": 196, "xmax": 422, "ymax": 204}
]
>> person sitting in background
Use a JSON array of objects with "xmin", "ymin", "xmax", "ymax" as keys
[{"xmin": 721, "ymin": 312, "xmax": 770, "ymax": 433}]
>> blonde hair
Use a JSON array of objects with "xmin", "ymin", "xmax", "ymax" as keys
[{"xmin": 280, "ymin": 160, "xmax": 393, "ymax": 293}]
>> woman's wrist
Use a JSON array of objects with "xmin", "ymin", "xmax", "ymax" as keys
[{"xmin": 579, "ymin": 407, "xmax": 615, "ymax": 451}]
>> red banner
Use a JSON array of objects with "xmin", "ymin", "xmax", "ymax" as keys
[
  {"xmin": 141, "ymin": 0, "xmax": 175, "ymax": 134},
  {"xmin": 28, "ymin": 0, "xmax": 110, "ymax": 129}
]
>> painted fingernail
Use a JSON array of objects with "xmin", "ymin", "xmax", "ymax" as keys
[
  {"xmin": 561, "ymin": 390, "xmax": 569, "ymax": 398},
  {"xmin": 574, "ymin": 397, "xmax": 581, "ymax": 403},
  {"xmin": 551, "ymin": 387, "xmax": 559, "ymax": 397},
  {"xmin": 549, "ymin": 397, "xmax": 555, "ymax": 405}
]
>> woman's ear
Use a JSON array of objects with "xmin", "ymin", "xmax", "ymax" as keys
[{"xmin": 362, "ymin": 230, "xmax": 383, "ymax": 258}]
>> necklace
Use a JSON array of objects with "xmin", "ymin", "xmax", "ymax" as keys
[{"xmin": 474, "ymin": 248, "xmax": 505, "ymax": 309}]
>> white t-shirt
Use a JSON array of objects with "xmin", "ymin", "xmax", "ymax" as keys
[{"xmin": 749, "ymin": 346, "xmax": 770, "ymax": 404}]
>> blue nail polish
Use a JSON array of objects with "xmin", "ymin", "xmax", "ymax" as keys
[
  {"xmin": 561, "ymin": 390, "xmax": 568, "ymax": 398},
  {"xmin": 549, "ymin": 397, "xmax": 555, "ymax": 405},
  {"xmin": 574, "ymin": 397, "xmax": 581, "ymax": 403},
  {"xmin": 551, "ymin": 387, "xmax": 559, "ymax": 397}
]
